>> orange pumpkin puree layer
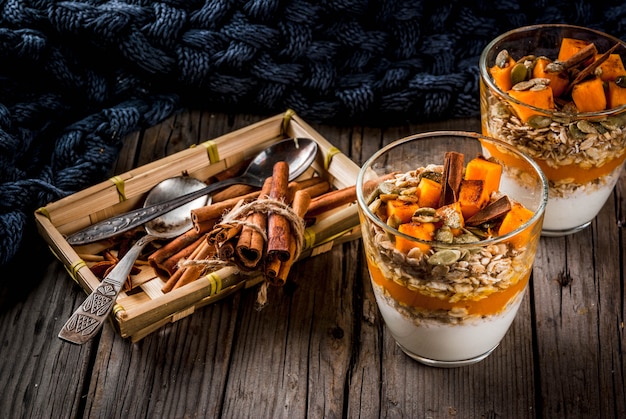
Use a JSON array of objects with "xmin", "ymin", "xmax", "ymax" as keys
[
  {"xmin": 481, "ymin": 141, "xmax": 626, "ymax": 184},
  {"xmin": 367, "ymin": 257, "xmax": 530, "ymax": 316},
  {"xmin": 533, "ymin": 155, "xmax": 626, "ymax": 184}
]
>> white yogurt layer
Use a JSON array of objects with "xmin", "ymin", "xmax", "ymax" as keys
[
  {"xmin": 496, "ymin": 161, "xmax": 623, "ymax": 234},
  {"xmin": 542, "ymin": 185, "xmax": 614, "ymax": 231},
  {"xmin": 372, "ymin": 282, "xmax": 526, "ymax": 363}
]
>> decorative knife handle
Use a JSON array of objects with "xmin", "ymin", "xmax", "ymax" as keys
[{"xmin": 58, "ymin": 235, "xmax": 156, "ymax": 344}]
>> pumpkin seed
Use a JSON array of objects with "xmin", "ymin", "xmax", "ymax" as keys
[
  {"xmin": 527, "ymin": 115, "xmax": 552, "ymax": 128},
  {"xmin": 386, "ymin": 214, "xmax": 402, "ymax": 229},
  {"xmin": 568, "ymin": 123, "xmax": 586, "ymax": 140},
  {"xmin": 453, "ymin": 232, "xmax": 482, "ymax": 243},
  {"xmin": 412, "ymin": 207, "xmax": 439, "ymax": 223},
  {"xmin": 368, "ymin": 198, "xmax": 381, "ymax": 213},
  {"xmin": 576, "ymin": 120, "xmax": 598, "ymax": 134},
  {"xmin": 510, "ymin": 62, "xmax": 530, "ymax": 85},
  {"xmin": 530, "ymin": 83, "xmax": 549, "ymax": 91},
  {"xmin": 600, "ymin": 118, "xmax": 620, "ymax": 130},
  {"xmin": 434, "ymin": 225, "xmax": 454, "ymax": 243},
  {"xmin": 495, "ymin": 49, "xmax": 511, "ymax": 68},
  {"xmin": 545, "ymin": 60, "xmax": 566, "ymax": 73},
  {"xmin": 414, "ymin": 207, "xmax": 436, "ymax": 216},
  {"xmin": 512, "ymin": 80, "xmax": 536, "ymax": 91},
  {"xmin": 379, "ymin": 193, "xmax": 398, "ymax": 201},
  {"xmin": 427, "ymin": 249, "xmax": 462, "ymax": 266},
  {"xmin": 560, "ymin": 102, "xmax": 579, "ymax": 116},
  {"xmin": 400, "ymin": 186, "xmax": 419, "ymax": 196},
  {"xmin": 378, "ymin": 182, "xmax": 397, "ymax": 195},
  {"xmin": 419, "ymin": 171, "xmax": 442, "ymax": 183},
  {"xmin": 492, "ymin": 101, "xmax": 511, "ymax": 118}
]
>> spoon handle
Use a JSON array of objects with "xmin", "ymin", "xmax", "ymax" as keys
[
  {"xmin": 66, "ymin": 176, "xmax": 242, "ymax": 246},
  {"xmin": 59, "ymin": 235, "xmax": 159, "ymax": 344}
]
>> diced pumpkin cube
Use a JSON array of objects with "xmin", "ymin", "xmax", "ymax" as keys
[
  {"xmin": 607, "ymin": 81, "xmax": 626, "ymax": 109},
  {"xmin": 532, "ymin": 57, "xmax": 569, "ymax": 98},
  {"xmin": 571, "ymin": 77, "xmax": 606, "ymax": 112},
  {"xmin": 464, "ymin": 156, "xmax": 502, "ymax": 197},
  {"xmin": 386, "ymin": 199, "xmax": 419, "ymax": 224},
  {"xmin": 417, "ymin": 177, "xmax": 441, "ymax": 208},
  {"xmin": 596, "ymin": 53, "xmax": 626, "ymax": 82},
  {"xmin": 557, "ymin": 38, "xmax": 591, "ymax": 61},
  {"xmin": 498, "ymin": 202, "xmax": 534, "ymax": 248},
  {"xmin": 459, "ymin": 179, "xmax": 490, "ymax": 219},
  {"xmin": 489, "ymin": 54, "xmax": 516, "ymax": 91},
  {"xmin": 507, "ymin": 87, "xmax": 555, "ymax": 122},
  {"xmin": 435, "ymin": 201, "xmax": 465, "ymax": 231},
  {"xmin": 396, "ymin": 222, "xmax": 436, "ymax": 253}
]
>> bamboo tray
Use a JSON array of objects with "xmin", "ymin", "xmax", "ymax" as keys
[{"xmin": 35, "ymin": 111, "xmax": 362, "ymax": 342}]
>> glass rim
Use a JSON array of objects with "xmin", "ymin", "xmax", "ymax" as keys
[
  {"xmin": 356, "ymin": 130, "xmax": 549, "ymax": 249},
  {"xmin": 478, "ymin": 23, "xmax": 626, "ymax": 117}
]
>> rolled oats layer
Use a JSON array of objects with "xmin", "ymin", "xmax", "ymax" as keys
[
  {"xmin": 362, "ymin": 163, "xmax": 536, "ymax": 324},
  {"xmin": 484, "ymin": 94, "xmax": 626, "ymax": 196}
]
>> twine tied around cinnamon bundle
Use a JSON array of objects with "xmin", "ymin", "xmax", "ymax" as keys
[{"xmin": 180, "ymin": 161, "xmax": 311, "ymax": 309}]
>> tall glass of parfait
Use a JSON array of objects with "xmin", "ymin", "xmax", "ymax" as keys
[
  {"xmin": 356, "ymin": 131, "xmax": 548, "ymax": 367},
  {"xmin": 480, "ymin": 24, "xmax": 626, "ymax": 236}
]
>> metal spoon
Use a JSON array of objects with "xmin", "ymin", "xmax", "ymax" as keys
[
  {"xmin": 58, "ymin": 176, "xmax": 210, "ymax": 344},
  {"xmin": 66, "ymin": 137, "xmax": 319, "ymax": 246}
]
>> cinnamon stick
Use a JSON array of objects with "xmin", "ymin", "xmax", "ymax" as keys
[
  {"xmin": 172, "ymin": 240, "xmax": 216, "ymax": 291},
  {"xmin": 292, "ymin": 190, "xmax": 312, "ymax": 219},
  {"xmin": 266, "ymin": 162, "xmax": 291, "ymax": 262},
  {"xmin": 206, "ymin": 202, "xmax": 241, "ymax": 248},
  {"xmin": 234, "ymin": 177, "xmax": 273, "ymax": 269},
  {"xmin": 465, "ymin": 195, "xmax": 512, "ymax": 226},
  {"xmin": 153, "ymin": 234, "xmax": 206, "ymax": 278},
  {"xmin": 305, "ymin": 185, "xmax": 356, "ymax": 217},
  {"xmin": 191, "ymin": 190, "xmax": 262, "ymax": 226},
  {"xmin": 218, "ymin": 239, "xmax": 236, "ymax": 260},
  {"xmin": 567, "ymin": 43, "xmax": 619, "ymax": 91},
  {"xmin": 266, "ymin": 189, "xmax": 311, "ymax": 285},
  {"xmin": 304, "ymin": 175, "xmax": 395, "ymax": 222},
  {"xmin": 299, "ymin": 178, "xmax": 331, "ymax": 198},
  {"xmin": 149, "ymin": 229, "xmax": 202, "ymax": 267},
  {"xmin": 160, "ymin": 235, "xmax": 206, "ymax": 292},
  {"xmin": 265, "ymin": 255, "xmax": 282, "ymax": 281},
  {"xmin": 211, "ymin": 184, "xmax": 257, "ymax": 203},
  {"xmin": 193, "ymin": 218, "xmax": 219, "ymax": 234},
  {"xmin": 216, "ymin": 223, "xmax": 243, "ymax": 244},
  {"xmin": 161, "ymin": 265, "xmax": 185, "ymax": 294},
  {"xmin": 545, "ymin": 42, "xmax": 597, "ymax": 73},
  {"xmin": 273, "ymin": 238, "xmax": 298, "ymax": 286},
  {"xmin": 191, "ymin": 177, "xmax": 327, "ymax": 228},
  {"xmin": 285, "ymin": 181, "xmax": 301, "ymax": 205},
  {"xmin": 440, "ymin": 151, "xmax": 464, "ymax": 207}
]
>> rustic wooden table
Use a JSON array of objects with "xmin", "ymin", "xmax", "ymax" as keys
[{"xmin": 1, "ymin": 111, "xmax": 624, "ymax": 418}]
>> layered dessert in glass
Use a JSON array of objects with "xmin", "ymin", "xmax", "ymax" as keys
[
  {"xmin": 480, "ymin": 24, "xmax": 626, "ymax": 236},
  {"xmin": 356, "ymin": 131, "xmax": 547, "ymax": 367}
]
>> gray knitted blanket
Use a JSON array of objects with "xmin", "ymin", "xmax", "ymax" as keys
[{"xmin": 2, "ymin": 0, "xmax": 625, "ymax": 268}]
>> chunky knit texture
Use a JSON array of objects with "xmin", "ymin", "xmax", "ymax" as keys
[{"xmin": 1, "ymin": 0, "xmax": 626, "ymax": 268}]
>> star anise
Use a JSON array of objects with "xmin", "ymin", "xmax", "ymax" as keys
[{"xmin": 89, "ymin": 239, "xmax": 142, "ymax": 292}]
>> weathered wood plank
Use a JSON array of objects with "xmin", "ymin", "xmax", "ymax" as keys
[
  {"xmin": 1, "ymin": 110, "xmax": 624, "ymax": 419},
  {"xmin": 532, "ymin": 177, "xmax": 626, "ymax": 417},
  {"xmin": 0, "ymin": 261, "xmax": 93, "ymax": 419}
]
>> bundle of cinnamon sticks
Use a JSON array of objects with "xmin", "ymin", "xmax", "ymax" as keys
[{"xmin": 145, "ymin": 161, "xmax": 360, "ymax": 293}]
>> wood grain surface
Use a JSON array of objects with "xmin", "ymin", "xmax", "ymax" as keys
[{"xmin": 0, "ymin": 111, "xmax": 624, "ymax": 418}]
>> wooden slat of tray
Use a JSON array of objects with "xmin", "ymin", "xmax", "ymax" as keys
[{"xmin": 36, "ymin": 111, "xmax": 363, "ymax": 340}]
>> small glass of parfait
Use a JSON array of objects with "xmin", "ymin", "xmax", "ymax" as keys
[
  {"xmin": 480, "ymin": 24, "xmax": 626, "ymax": 236},
  {"xmin": 356, "ymin": 131, "xmax": 548, "ymax": 367}
]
